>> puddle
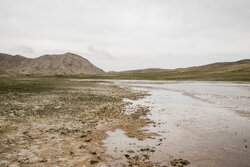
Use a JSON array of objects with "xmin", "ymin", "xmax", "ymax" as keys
[{"xmin": 103, "ymin": 81, "xmax": 250, "ymax": 167}]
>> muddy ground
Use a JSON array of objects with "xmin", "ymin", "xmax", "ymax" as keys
[{"xmin": 0, "ymin": 77, "xmax": 179, "ymax": 167}]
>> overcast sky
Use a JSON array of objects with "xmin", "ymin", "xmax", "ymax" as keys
[{"xmin": 0, "ymin": 0, "xmax": 250, "ymax": 71}]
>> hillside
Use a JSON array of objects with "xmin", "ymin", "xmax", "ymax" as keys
[
  {"xmin": 1, "ymin": 52, "xmax": 249, "ymax": 81},
  {"xmin": 114, "ymin": 68, "xmax": 166, "ymax": 74},
  {"xmin": 80, "ymin": 59, "xmax": 250, "ymax": 81},
  {"xmin": 0, "ymin": 53, "xmax": 104, "ymax": 76},
  {"xmin": 0, "ymin": 53, "xmax": 29, "ymax": 75}
]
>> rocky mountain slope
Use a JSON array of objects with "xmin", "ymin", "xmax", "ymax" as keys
[{"xmin": 0, "ymin": 53, "xmax": 104, "ymax": 76}]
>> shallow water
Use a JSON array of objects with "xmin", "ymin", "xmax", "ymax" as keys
[{"xmin": 103, "ymin": 81, "xmax": 250, "ymax": 167}]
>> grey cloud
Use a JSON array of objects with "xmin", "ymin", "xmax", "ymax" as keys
[{"xmin": 0, "ymin": 0, "xmax": 250, "ymax": 71}]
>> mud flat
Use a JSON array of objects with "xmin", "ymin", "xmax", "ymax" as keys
[
  {"xmin": 0, "ymin": 78, "xmax": 151, "ymax": 167},
  {"xmin": 103, "ymin": 80, "xmax": 250, "ymax": 167},
  {"xmin": 1, "ymin": 78, "xmax": 250, "ymax": 166}
]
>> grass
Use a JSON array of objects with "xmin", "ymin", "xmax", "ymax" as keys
[
  {"xmin": 0, "ymin": 77, "xmax": 56, "ymax": 93},
  {"xmin": 0, "ymin": 76, "xmax": 143, "ymax": 119}
]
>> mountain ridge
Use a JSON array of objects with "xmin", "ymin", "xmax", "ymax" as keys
[
  {"xmin": 112, "ymin": 59, "xmax": 250, "ymax": 74},
  {"xmin": 0, "ymin": 52, "xmax": 104, "ymax": 76},
  {"xmin": 1, "ymin": 52, "xmax": 249, "ymax": 81}
]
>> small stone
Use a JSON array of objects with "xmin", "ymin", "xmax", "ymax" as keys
[
  {"xmin": 180, "ymin": 159, "xmax": 190, "ymax": 165},
  {"xmin": 142, "ymin": 154, "xmax": 149, "ymax": 160},
  {"xmin": 79, "ymin": 145, "xmax": 85, "ymax": 149},
  {"xmin": 90, "ymin": 160, "xmax": 98, "ymax": 164},
  {"xmin": 39, "ymin": 159, "xmax": 48, "ymax": 163},
  {"xmin": 80, "ymin": 134, "xmax": 87, "ymax": 138},
  {"xmin": 124, "ymin": 154, "xmax": 130, "ymax": 158},
  {"xmin": 170, "ymin": 159, "xmax": 190, "ymax": 166},
  {"xmin": 127, "ymin": 150, "xmax": 135, "ymax": 153},
  {"xmin": 133, "ymin": 155, "xmax": 139, "ymax": 161},
  {"xmin": 18, "ymin": 158, "xmax": 30, "ymax": 164},
  {"xmin": 140, "ymin": 148, "xmax": 150, "ymax": 152},
  {"xmin": 60, "ymin": 131, "xmax": 66, "ymax": 135},
  {"xmin": 85, "ymin": 139, "xmax": 92, "ymax": 142},
  {"xmin": 91, "ymin": 152, "xmax": 97, "ymax": 155}
]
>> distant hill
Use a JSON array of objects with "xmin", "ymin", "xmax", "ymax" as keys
[
  {"xmin": 115, "ymin": 59, "xmax": 250, "ymax": 74},
  {"xmin": 0, "ymin": 53, "xmax": 104, "ymax": 76},
  {"xmin": 85, "ymin": 59, "xmax": 250, "ymax": 81},
  {"xmin": 1, "ymin": 52, "xmax": 249, "ymax": 80},
  {"xmin": 112, "ymin": 68, "xmax": 166, "ymax": 74}
]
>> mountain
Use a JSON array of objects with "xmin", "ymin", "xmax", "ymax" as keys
[
  {"xmin": 1, "ymin": 52, "xmax": 249, "ymax": 80},
  {"xmin": 113, "ymin": 68, "xmax": 166, "ymax": 74},
  {"xmin": 116, "ymin": 59, "xmax": 250, "ymax": 74},
  {"xmin": 93, "ymin": 59, "xmax": 250, "ymax": 81},
  {"xmin": 0, "ymin": 53, "xmax": 104, "ymax": 76},
  {"xmin": 0, "ymin": 53, "xmax": 28, "ymax": 68},
  {"xmin": 0, "ymin": 53, "xmax": 29, "ymax": 75}
]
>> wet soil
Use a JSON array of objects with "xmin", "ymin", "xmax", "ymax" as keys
[{"xmin": 103, "ymin": 80, "xmax": 250, "ymax": 167}]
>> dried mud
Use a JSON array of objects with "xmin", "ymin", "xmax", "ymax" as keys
[{"xmin": 0, "ymin": 79, "xmax": 159, "ymax": 167}]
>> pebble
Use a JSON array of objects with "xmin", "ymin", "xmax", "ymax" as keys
[{"xmin": 90, "ymin": 160, "xmax": 98, "ymax": 164}]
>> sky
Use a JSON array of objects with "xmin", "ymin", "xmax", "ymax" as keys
[{"xmin": 0, "ymin": 0, "xmax": 250, "ymax": 71}]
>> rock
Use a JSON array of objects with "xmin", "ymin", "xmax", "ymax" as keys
[
  {"xmin": 22, "ymin": 131, "xmax": 29, "ymax": 135},
  {"xmin": 140, "ymin": 148, "xmax": 150, "ymax": 152},
  {"xmin": 170, "ymin": 159, "xmax": 190, "ymax": 166},
  {"xmin": 90, "ymin": 160, "xmax": 98, "ymax": 164},
  {"xmin": 127, "ymin": 150, "xmax": 135, "ymax": 153},
  {"xmin": 85, "ymin": 139, "xmax": 92, "ymax": 142},
  {"xmin": 18, "ymin": 158, "xmax": 30, "ymax": 164},
  {"xmin": 142, "ymin": 154, "xmax": 149, "ymax": 160},
  {"xmin": 60, "ymin": 131, "xmax": 67, "ymax": 135},
  {"xmin": 80, "ymin": 134, "xmax": 87, "ymax": 138},
  {"xmin": 124, "ymin": 154, "xmax": 130, "ymax": 159},
  {"xmin": 133, "ymin": 155, "xmax": 139, "ymax": 161},
  {"xmin": 39, "ymin": 159, "xmax": 48, "ymax": 163},
  {"xmin": 150, "ymin": 149, "xmax": 155, "ymax": 152},
  {"xmin": 79, "ymin": 145, "xmax": 86, "ymax": 149},
  {"xmin": 91, "ymin": 152, "xmax": 97, "ymax": 155},
  {"xmin": 180, "ymin": 159, "xmax": 190, "ymax": 165}
]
